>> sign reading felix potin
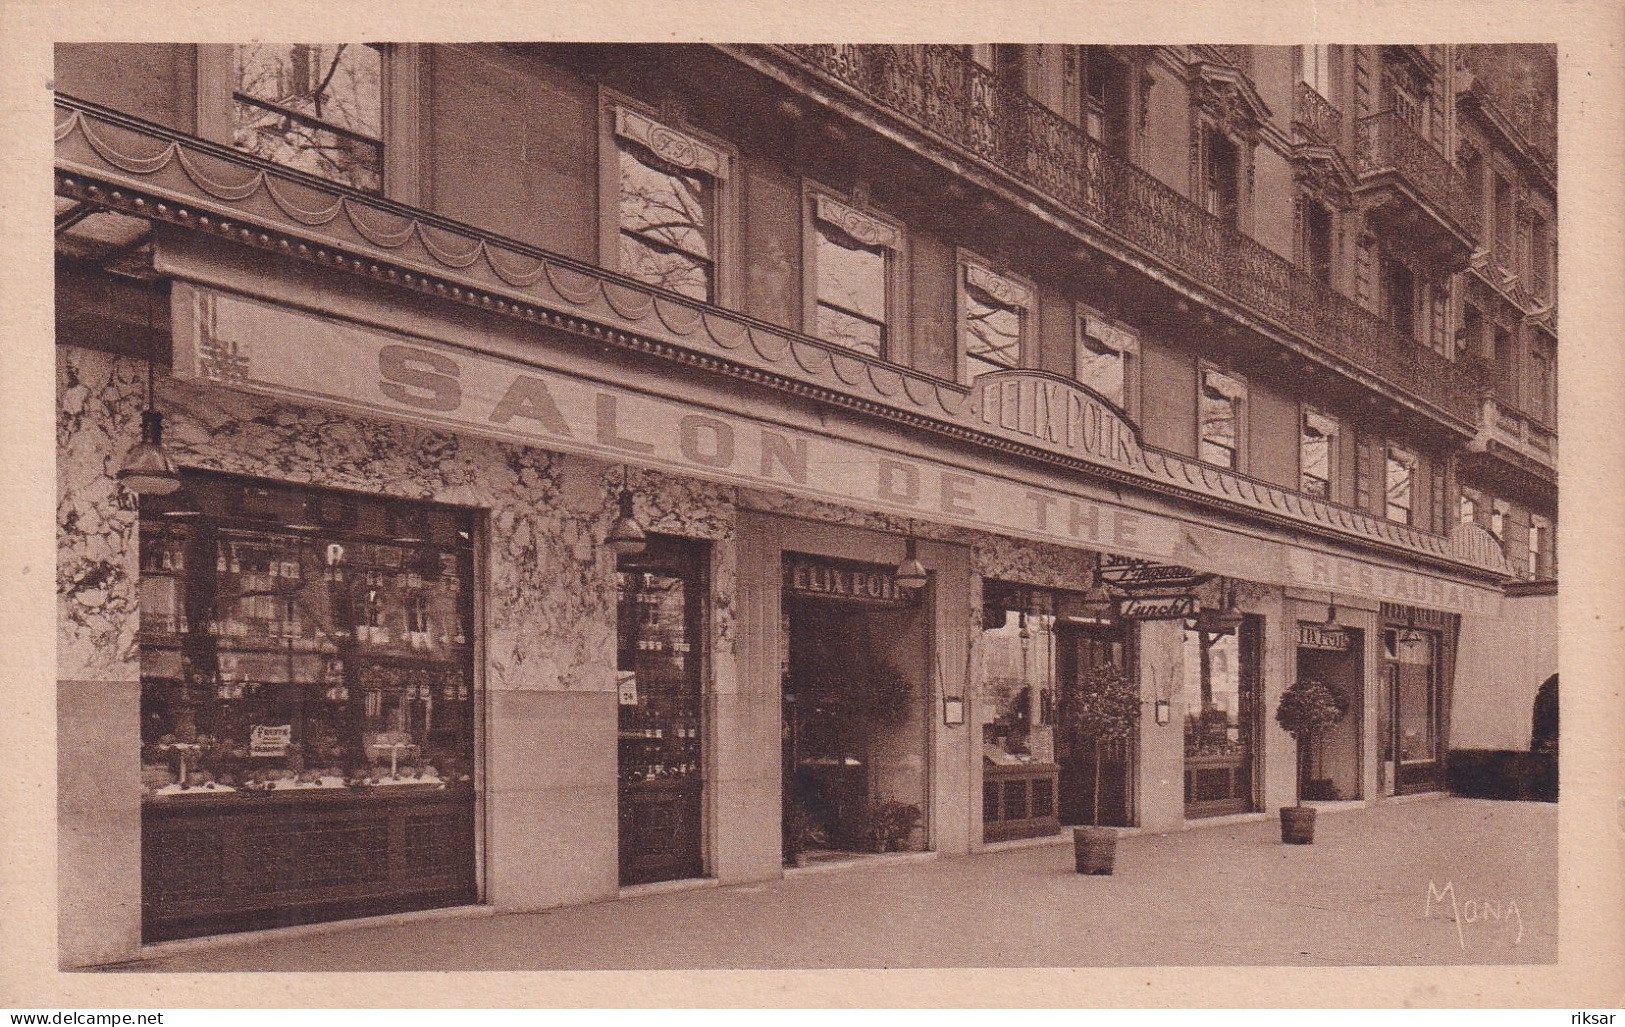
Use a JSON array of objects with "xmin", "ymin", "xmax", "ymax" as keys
[
  {"xmin": 966, "ymin": 370, "xmax": 1142, "ymax": 471},
  {"xmin": 783, "ymin": 555, "xmax": 917, "ymax": 606}
]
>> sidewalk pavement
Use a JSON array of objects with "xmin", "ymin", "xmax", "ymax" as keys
[{"xmin": 121, "ymin": 797, "xmax": 1555, "ymax": 971}]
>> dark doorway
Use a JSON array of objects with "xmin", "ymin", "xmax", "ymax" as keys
[
  {"xmin": 781, "ymin": 568, "xmax": 928, "ymax": 865},
  {"xmin": 1295, "ymin": 629, "xmax": 1364, "ymax": 801},
  {"xmin": 1056, "ymin": 625, "xmax": 1134, "ymax": 827}
]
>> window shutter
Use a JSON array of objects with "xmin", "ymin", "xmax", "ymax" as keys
[{"xmin": 1354, "ymin": 432, "xmax": 1373, "ymax": 512}]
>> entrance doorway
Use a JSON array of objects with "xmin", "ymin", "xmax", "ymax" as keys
[
  {"xmin": 1056, "ymin": 626, "xmax": 1135, "ymax": 827},
  {"xmin": 1182, "ymin": 615, "xmax": 1263, "ymax": 818},
  {"xmin": 1380, "ymin": 626, "xmax": 1442, "ymax": 794},
  {"xmin": 1295, "ymin": 627, "xmax": 1364, "ymax": 801},
  {"xmin": 781, "ymin": 559, "xmax": 928, "ymax": 865}
]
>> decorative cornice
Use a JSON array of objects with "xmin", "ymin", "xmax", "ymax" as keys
[{"xmin": 53, "ymin": 95, "xmax": 1509, "ymax": 584}]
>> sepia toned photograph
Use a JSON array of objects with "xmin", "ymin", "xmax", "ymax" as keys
[{"xmin": 43, "ymin": 33, "xmax": 1582, "ymax": 986}]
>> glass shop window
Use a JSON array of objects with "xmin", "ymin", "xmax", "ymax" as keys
[
  {"xmin": 616, "ymin": 537, "xmax": 707, "ymax": 886},
  {"xmin": 979, "ymin": 588, "xmax": 1057, "ymax": 766},
  {"xmin": 233, "ymin": 44, "xmax": 384, "ymax": 191},
  {"xmin": 137, "ymin": 474, "xmax": 477, "ymax": 940}
]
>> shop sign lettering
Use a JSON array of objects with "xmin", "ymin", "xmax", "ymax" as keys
[
  {"xmin": 1117, "ymin": 594, "xmax": 1199, "ymax": 620},
  {"xmin": 174, "ymin": 287, "xmax": 1185, "ymax": 562},
  {"xmin": 1297, "ymin": 624, "xmax": 1352, "ymax": 651},
  {"xmin": 1288, "ymin": 550, "xmax": 1501, "ymax": 618},
  {"xmin": 968, "ymin": 370, "xmax": 1142, "ymax": 470},
  {"xmin": 1097, "ymin": 556, "xmax": 1213, "ymax": 591},
  {"xmin": 250, "ymin": 724, "xmax": 292, "ymax": 757},
  {"xmin": 785, "ymin": 556, "xmax": 914, "ymax": 606}
]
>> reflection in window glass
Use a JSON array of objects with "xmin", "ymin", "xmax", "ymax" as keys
[
  {"xmin": 1301, "ymin": 411, "xmax": 1336, "ymax": 498},
  {"xmin": 1199, "ymin": 385, "xmax": 1238, "ymax": 469},
  {"xmin": 1385, "ymin": 449, "xmax": 1414, "ymax": 524},
  {"xmin": 234, "ymin": 44, "xmax": 383, "ymax": 191},
  {"xmin": 1182, "ymin": 628, "xmax": 1241, "ymax": 758},
  {"xmin": 965, "ymin": 285, "xmax": 1023, "ymax": 382},
  {"xmin": 1078, "ymin": 336, "xmax": 1125, "ymax": 408},
  {"xmin": 980, "ymin": 601, "xmax": 1056, "ymax": 766},
  {"xmin": 814, "ymin": 222, "xmax": 887, "ymax": 357},
  {"xmin": 618, "ymin": 143, "xmax": 715, "ymax": 301}
]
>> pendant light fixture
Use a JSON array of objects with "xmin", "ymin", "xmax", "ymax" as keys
[
  {"xmin": 604, "ymin": 466, "xmax": 648, "ymax": 558},
  {"xmin": 894, "ymin": 522, "xmax": 928, "ymax": 591},
  {"xmin": 117, "ymin": 357, "xmax": 181, "ymax": 496},
  {"xmin": 1322, "ymin": 590, "xmax": 1339, "ymax": 629},
  {"xmin": 1397, "ymin": 607, "xmax": 1424, "ymax": 647},
  {"xmin": 1079, "ymin": 552, "xmax": 1116, "ymax": 617}
]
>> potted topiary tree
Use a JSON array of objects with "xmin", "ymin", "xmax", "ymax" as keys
[
  {"xmin": 1063, "ymin": 666, "xmax": 1142, "ymax": 874},
  {"xmin": 1274, "ymin": 678, "xmax": 1347, "ymax": 844}
]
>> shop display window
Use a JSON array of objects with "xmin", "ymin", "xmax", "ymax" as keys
[
  {"xmin": 616, "ymin": 537, "xmax": 707, "ymax": 886},
  {"xmin": 137, "ymin": 473, "xmax": 477, "ymax": 940},
  {"xmin": 1181, "ymin": 615, "xmax": 1260, "ymax": 817},
  {"xmin": 979, "ymin": 589, "xmax": 1056, "ymax": 766}
]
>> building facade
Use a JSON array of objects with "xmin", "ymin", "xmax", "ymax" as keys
[{"xmin": 54, "ymin": 42, "xmax": 1556, "ymax": 967}]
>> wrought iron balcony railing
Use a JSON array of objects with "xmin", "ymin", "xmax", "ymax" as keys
[
  {"xmin": 772, "ymin": 44, "xmax": 1480, "ymax": 426},
  {"xmin": 1355, "ymin": 112, "xmax": 1479, "ymax": 237},
  {"xmin": 1294, "ymin": 81, "xmax": 1342, "ymax": 146}
]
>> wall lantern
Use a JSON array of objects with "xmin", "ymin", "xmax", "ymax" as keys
[
  {"xmin": 942, "ymin": 695, "xmax": 965, "ymax": 726},
  {"xmin": 1193, "ymin": 577, "xmax": 1244, "ymax": 636},
  {"xmin": 604, "ymin": 467, "xmax": 647, "ymax": 558},
  {"xmin": 1154, "ymin": 699, "xmax": 1172, "ymax": 726},
  {"xmin": 894, "ymin": 528, "xmax": 928, "ymax": 591},
  {"xmin": 1397, "ymin": 608, "xmax": 1425, "ymax": 648},
  {"xmin": 1077, "ymin": 552, "xmax": 1118, "ymax": 621},
  {"xmin": 1322, "ymin": 591, "xmax": 1340, "ymax": 629},
  {"xmin": 117, "ymin": 360, "xmax": 181, "ymax": 497}
]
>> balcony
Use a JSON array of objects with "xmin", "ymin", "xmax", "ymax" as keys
[
  {"xmin": 1293, "ymin": 82, "xmax": 1342, "ymax": 147},
  {"xmin": 1464, "ymin": 396, "xmax": 1557, "ymax": 487},
  {"xmin": 1354, "ymin": 112, "xmax": 1480, "ymax": 267},
  {"xmin": 765, "ymin": 45, "xmax": 1480, "ymax": 429}
]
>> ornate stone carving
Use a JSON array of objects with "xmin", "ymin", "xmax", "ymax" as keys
[
  {"xmin": 813, "ymin": 193, "xmax": 901, "ymax": 250},
  {"xmin": 614, "ymin": 106, "xmax": 728, "ymax": 179},
  {"xmin": 964, "ymin": 261, "xmax": 1032, "ymax": 310}
]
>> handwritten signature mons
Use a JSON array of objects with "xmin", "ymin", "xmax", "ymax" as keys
[{"xmin": 1424, "ymin": 880, "xmax": 1524, "ymax": 949}]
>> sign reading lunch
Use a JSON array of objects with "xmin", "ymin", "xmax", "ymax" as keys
[
  {"xmin": 173, "ymin": 287, "xmax": 1180, "ymax": 561},
  {"xmin": 967, "ymin": 370, "xmax": 1142, "ymax": 470}
]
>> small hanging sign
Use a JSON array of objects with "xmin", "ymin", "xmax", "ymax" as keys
[
  {"xmin": 249, "ymin": 724, "xmax": 292, "ymax": 757},
  {"xmin": 1098, "ymin": 556, "xmax": 1213, "ymax": 592},
  {"xmin": 617, "ymin": 671, "xmax": 639, "ymax": 706},
  {"xmin": 784, "ymin": 555, "xmax": 917, "ymax": 607},
  {"xmin": 1117, "ymin": 594, "xmax": 1199, "ymax": 620}
]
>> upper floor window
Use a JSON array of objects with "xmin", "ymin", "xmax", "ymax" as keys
[
  {"xmin": 1074, "ymin": 46, "xmax": 1133, "ymax": 154},
  {"xmin": 1491, "ymin": 498, "xmax": 1509, "ymax": 542},
  {"xmin": 233, "ymin": 44, "xmax": 383, "ymax": 192},
  {"xmin": 1385, "ymin": 446, "xmax": 1416, "ymax": 524},
  {"xmin": 1459, "ymin": 489, "xmax": 1477, "ymax": 527},
  {"xmin": 1528, "ymin": 513, "xmax": 1553, "ymax": 579},
  {"xmin": 1529, "ymin": 213, "xmax": 1553, "ymax": 300},
  {"xmin": 1382, "ymin": 257, "xmax": 1416, "ymax": 339},
  {"xmin": 1075, "ymin": 307, "xmax": 1139, "ymax": 414},
  {"xmin": 805, "ymin": 191, "xmax": 904, "ymax": 359},
  {"xmin": 1202, "ymin": 128, "xmax": 1242, "ymax": 226},
  {"xmin": 1199, "ymin": 368, "xmax": 1246, "ymax": 470},
  {"xmin": 1300, "ymin": 199, "xmax": 1335, "ymax": 286},
  {"xmin": 960, "ymin": 258, "xmax": 1032, "ymax": 384},
  {"xmin": 1493, "ymin": 326, "xmax": 1517, "ymax": 406},
  {"xmin": 605, "ymin": 105, "xmax": 734, "ymax": 305},
  {"xmin": 1528, "ymin": 342, "xmax": 1554, "ymax": 425},
  {"xmin": 1492, "ymin": 173, "xmax": 1516, "ymax": 269},
  {"xmin": 1301, "ymin": 408, "xmax": 1339, "ymax": 499},
  {"xmin": 1299, "ymin": 44, "xmax": 1333, "ymax": 97}
]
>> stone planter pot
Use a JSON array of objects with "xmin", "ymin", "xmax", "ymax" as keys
[
  {"xmin": 1279, "ymin": 804, "xmax": 1317, "ymax": 844},
  {"xmin": 1073, "ymin": 826, "xmax": 1117, "ymax": 874}
]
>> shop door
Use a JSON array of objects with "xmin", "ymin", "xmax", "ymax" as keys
[
  {"xmin": 1294, "ymin": 630, "xmax": 1363, "ymax": 801},
  {"xmin": 1056, "ymin": 626, "xmax": 1134, "ymax": 827},
  {"xmin": 1382, "ymin": 628, "xmax": 1443, "ymax": 794},
  {"xmin": 616, "ymin": 539, "xmax": 706, "ymax": 886},
  {"xmin": 781, "ymin": 575, "xmax": 928, "ymax": 863},
  {"xmin": 1183, "ymin": 615, "xmax": 1263, "ymax": 818}
]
